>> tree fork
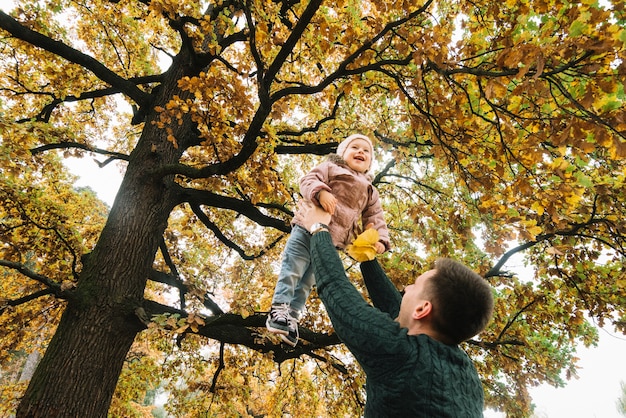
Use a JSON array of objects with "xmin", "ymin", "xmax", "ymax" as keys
[{"xmin": 16, "ymin": 49, "xmax": 198, "ymax": 417}]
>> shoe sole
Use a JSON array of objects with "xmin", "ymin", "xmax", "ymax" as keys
[{"xmin": 279, "ymin": 333, "xmax": 298, "ymax": 347}]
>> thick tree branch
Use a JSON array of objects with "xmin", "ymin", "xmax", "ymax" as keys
[
  {"xmin": 30, "ymin": 142, "xmax": 130, "ymax": 162},
  {"xmin": 262, "ymin": 0, "xmax": 323, "ymax": 93},
  {"xmin": 0, "ymin": 260, "xmax": 62, "ymax": 292},
  {"xmin": 274, "ymin": 142, "xmax": 337, "ymax": 155},
  {"xmin": 14, "ymin": 75, "xmax": 163, "ymax": 123},
  {"xmin": 210, "ymin": 342, "xmax": 226, "ymax": 392},
  {"xmin": 140, "ymin": 299, "xmax": 343, "ymax": 363},
  {"xmin": 178, "ymin": 186, "xmax": 291, "ymax": 232},
  {"xmin": 485, "ymin": 215, "xmax": 617, "ymax": 278},
  {"xmin": 157, "ymin": 238, "xmax": 186, "ymax": 309},
  {"xmin": 190, "ymin": 203, "xmax": 257, "ymax": 260},
  {"xmin": 467, "ymin": 339, "xmax": 526, "ymax": 349},
  {"xmin": 0, "ymin": 10, "xmax": 151, "ymax": 108}
]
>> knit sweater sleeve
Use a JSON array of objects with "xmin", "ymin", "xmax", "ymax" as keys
[
  {"xmin": 311, "ymin": 231, "xmax": 412, "ymax": 374},
  {"xmin": 359, "ymin": 259, "xmax": 402, "ymax": 317}
]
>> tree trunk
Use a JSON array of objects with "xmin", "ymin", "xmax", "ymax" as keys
[
  {"xmin": 16, "ymin": 56, "xmax": 195, "ymax": 417},
  {"xmin": 16, "ymin": 304, "xmax": 140, "ymax": 417}
]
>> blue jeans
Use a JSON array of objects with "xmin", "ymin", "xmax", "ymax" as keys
[{"xmin": 271, "ymin": 225, "xmax": 315, "ymax": 315}]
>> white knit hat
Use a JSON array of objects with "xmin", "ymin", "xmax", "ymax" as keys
[{"xmin": 336, "ymin": 134, "xmax": 374, "ymax": 171}]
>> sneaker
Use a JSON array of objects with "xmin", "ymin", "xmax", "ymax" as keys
[
  {"xmin": 279, "ymin": 315, "xmax": 299, "ymax": 347},
  {"xmin": 266, "ymin": 304, "xmax": 291, "ymax": 335}
]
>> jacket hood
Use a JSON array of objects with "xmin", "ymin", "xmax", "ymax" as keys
[{"xmin": 326, "ymin": 153, "xmax": 374, "ymax": 179}]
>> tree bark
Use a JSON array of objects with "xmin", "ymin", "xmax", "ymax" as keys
[{"xmin": 16, "ymin": 55, "xmax": 195, "ymax": 417}]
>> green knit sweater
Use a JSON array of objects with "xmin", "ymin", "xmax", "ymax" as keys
[{"xmin": 311, "ymin": 231, "xmax": 485, "ymax": 417}]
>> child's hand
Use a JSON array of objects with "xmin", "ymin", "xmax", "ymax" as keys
[
  {"xmin": 318, "ymin": 190, "xmax": 337, "ymax": 215},
  {"xmin": 363, "ymin": 224, "xmax": 386, "ymax": 254}
]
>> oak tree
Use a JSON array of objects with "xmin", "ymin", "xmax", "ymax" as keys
[{"xmin": 1, "ymin": 0, "xmax": 625, "ymax": 416}]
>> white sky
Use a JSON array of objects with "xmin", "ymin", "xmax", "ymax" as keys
[
  {"xmin": 66, "ymin": 156, "xmax": 124, "ymax": 206},
  {"xmin": 486, "ymin": 327, "xmax": 626, "ymax": 417},
  {"xmin": 1, "ymin": 0, "xmax": 624, "ymax": 415}
]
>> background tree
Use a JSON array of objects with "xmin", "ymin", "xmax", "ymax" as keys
[{"xmin": 0, "ymin": 0, "xmax": 624, "ymax": 417}]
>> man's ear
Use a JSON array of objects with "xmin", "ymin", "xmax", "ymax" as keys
[{"xmin": 412, "ymin": 300, "xmax": 432, "ymax": 320}]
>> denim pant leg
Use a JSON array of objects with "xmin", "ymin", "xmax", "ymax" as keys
[{"xmin": 272, "ymin": 225, "xmax": 315, "ymax": 315}]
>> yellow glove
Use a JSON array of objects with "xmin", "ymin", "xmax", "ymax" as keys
[{"xmin": 346, "ymin": 229, "xmax": 380, "ymax": 262}]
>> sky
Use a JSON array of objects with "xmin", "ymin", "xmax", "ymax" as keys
[
  {"xmin": 2, "ymin": 0, "xmax": 625, "ymax": 416},
  {"xmin": 485, "ymin": 327, "xmax": 625, "ymax": 417}
]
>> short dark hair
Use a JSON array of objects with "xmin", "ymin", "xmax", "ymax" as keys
[{"xmin": 427, "ymin": 258, "xmax": 494, "ymax": 344}]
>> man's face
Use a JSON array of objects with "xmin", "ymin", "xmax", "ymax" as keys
[{"xmin": 396, "ymin": 269, "xmax": 436, "ymax": 328}]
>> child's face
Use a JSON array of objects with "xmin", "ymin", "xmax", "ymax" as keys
[{"xmin": 343, "ymin": 138, "xmax": 371, "ymax": 173}]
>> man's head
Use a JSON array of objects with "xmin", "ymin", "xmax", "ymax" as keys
[{"xmin": 398, "ymin": 258, "xmax": 494, "ymax": 345}]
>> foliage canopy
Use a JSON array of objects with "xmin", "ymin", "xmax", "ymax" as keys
[{"xmin": 0, "ymin": 0, "xmax": 625, "ymax": 416}]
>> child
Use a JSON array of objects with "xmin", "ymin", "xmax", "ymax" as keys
[{"xmin": 266, "ymin": 134, "xmax": 390, "ymax": 346}]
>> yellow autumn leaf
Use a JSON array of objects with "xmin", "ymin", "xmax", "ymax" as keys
[
  {"xmin": 527, "ymin": 225, "xmax": 543, "ymax": 238},
  {"xmin": 187, "ymin": 313, "xmax": 205, "ymax": 332},
  {"xmin": 530, "ymin": 201, "xmax": 545, "ymax": 216},
  {"xmin": 346, "ymin": 229, "xmax": 379, "ymax": 262},
  {"xmin": 173, "ymin": 324, "xmax": 189, "ymax": 334}
]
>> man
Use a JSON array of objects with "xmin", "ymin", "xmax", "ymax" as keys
[{"xmin": 302, "ymin": 202, "xmax": 494, "ymax": 417}]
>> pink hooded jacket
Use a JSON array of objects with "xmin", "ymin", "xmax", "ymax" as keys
[{"xmin": 292, "ymin": 154, "xmax": 390, "ymax": 251}]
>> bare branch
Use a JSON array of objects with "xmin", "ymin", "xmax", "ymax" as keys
[
  {"xmin": 30, "ymin": 142, "xmax": 129, "ymax": 161},
  {"xmin": 485, "ymin": 215, "xmax": 621, "ymax": 278},
  {"xmin": 0, "ymin": 259, "xmax": 61, "ymax": 290},
  {"xmin": 148, "ymin": 269, "xmax": 224, "ymax": 315},
  {"xmin": 0, "ymin": 288, "xmax": 56, "ymax": 315},
  {"xmin": 189, "ymin": 202, "xmax": 288, "ymax": 260}
]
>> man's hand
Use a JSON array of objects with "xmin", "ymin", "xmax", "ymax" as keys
[{"xmin": 299, "ymin": 200, "xmax": 332, "ymax": 232}]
